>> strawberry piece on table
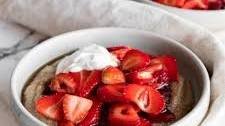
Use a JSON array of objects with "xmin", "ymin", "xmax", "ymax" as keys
[
  {"xmin": 126, "ymin": 64, "xmax": 163, "ymax": 84},
  {"xmin": 58, "ymin": 120, "xmax": 74, "ymax": 126},
  {"xmin": 102, "ymin": 67, "xmax": 125, "ymax": 85},
  {"xmin": 63, "ymin": 94, "xmax": 93, "ymax": 124},
  {"xmin": 97, "ymin": 85, "xmax": 127, "ymax": 102},
  {"xmin": 124, "ymin": 84, "xmax": 165, "ymax": 114},
  {"xmin": 150, "ymin": 56, "xmax": 178, "ymax": 81},
  {"xmin": 121, "ymin": 49, "xmax": 151, "ymax": 71},
  {"xmin": 35, "ymin": 93, "xmax": 64, "ymax": 121},
  {"xmin": 77, "ymin": 70, "xmax": 101, "ymax": 97},
  {"xmin": 107, "ymin": 46, "xmax": 131, "ymax": 60},
  {"xmin": 50, "ymin": 73, "xmax": 78, "ymax": 94},
  {"xmin": 182, "ymin": 0, "xmax": 208, "ymax": 9},
  {"xmin": 79, "ymin": 99, "xmax": 103, "ymax": 126},
  {"xmin": 108, "ymin": 103, "xmax": 142, "ymax": 126}
]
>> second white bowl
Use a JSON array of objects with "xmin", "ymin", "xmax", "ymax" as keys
[{"xmin": 139, "ymin": 0, "xmax": 225, "ymax": 31}]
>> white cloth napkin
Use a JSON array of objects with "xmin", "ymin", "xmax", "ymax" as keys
[{"xmin": 0, "ymin": 0, "xmax": 225, "ymax": 125}]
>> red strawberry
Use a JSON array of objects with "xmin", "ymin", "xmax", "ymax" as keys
[
  {"xmin": 150, "ymin": 56, "xmax": 178, "ymax": 81},
  {"xmin": 176, "ymin": 0, "xmax": 187, "ymax": 7},
  {"xmin": 182, "ymin": 0, "xmax": 208, "ymax": 9},
  {"xmin": 108, "ymin": 103, "xmax": 141, "ymax": 126},
  {"xmin": 58, "ymin": 120, "xmax": 74, "ymax": 126},
  {"xmin": 208, "ymin": 0, "xmax": 223, "ymax": 9},
  {"xmin": 77, "ymin": 70, "xmax": 101, "ymax": 97},
  {"xmin": 108, "ymin": 103, "xmax": 152, "ymax": 126},
  {"xmin": 152, "ymin": 70, "xmax": 170, "ymax": 85},
  {"xmin": 79, "ymin": 99, "xmax": 103, "ymax": 126},
  {"xmin": 136, "ymin": 118, "xmax": 152, "ymax": 126},
  {"xmin": 124, "ymin": 84, "xmax": 165, "ymax": 114},
  {"xmin": 97, "ymin": 85, "xmax": 127, "ymax": 102},
  {"xmin": 155, "ymin": 0, "xmax": 177, "ymax": 6},
  {"xmin": 126, "ymin": 64, "xmax": 163, "ymax": 84},
  {"xmin": 102, "ymin": 67, "xmax": 125, "ymax": 85},
  {"xmin": 63, "ymin": 94, "xmax": 93, "ymax": 124},
  {"xmin": 35, "ymin": 93, "xmax": 64, "ymax": 120},
  {"xmin": 107, "ymin": 46, "xmax": 131, "ymax": 60},
  {"xmin": 121, "ymin": 49, "xmax": 151, "ymax": 71},
  {"xmin": 49, "ymin": 73, "xmax": 78, "ymax": 94}
]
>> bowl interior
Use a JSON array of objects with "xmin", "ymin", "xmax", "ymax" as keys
[{"xmin": 11, "ymin": 28, "xmax": 209, "ymax": 125}]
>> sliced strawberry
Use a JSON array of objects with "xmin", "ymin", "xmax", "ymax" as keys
[
  {"xmin": 63, "ymin": 94, "xmax": 93, "ymax": 124},
  {"xmin": 102, "ymin": 67, "xmax": 125, "ymax": 85},
  {"xmin": 77, "ymin": 70, "xmax": 101, "ymax": 97},
  {"xmin": 107, "ymin": 46, "xmax": 130, "ymax": 52},
  {"xmin": 121, "ymin": 49, "xmax": 151, "ymax": 71},
  {"xmin": 108, "ymin": 103, "xmax": 141, "ymax": 126},
  {"xmin": 155, "ymin": 0, "xmax": 177, "ymax": 6},
  {"xmin": 107, "ymin": 46, "xmax": 131, "ymax": 60},
  {"xmin": 58, "ymin": 120, "xmax": 74, "ymax": 126},
  {"xmin": 35, "ymin": 93, "xmax": 64, "ymax": 121},
  {"xmin": 79, "ymin": 99, "xmax": 103, "ymax": 126},
  {"xmin": 208, "ymin": 0, "xmax": 223, "ymax": 9},
  {"xmin": 150, "ymin": 56, "xmax": 178, "ymax": 81},
  {"xmin": 49, "ymin": 73, "xmax": 78, "ymax": 94},
  {"xmin": 126, "ymin": 64, "xmax": 163, "ymax": 84},
  {"xmin": 176, "ymin": 0, "xmax": 187, "ymax": 7},
  {"xmin": 136, "ymin": 118, "xmax": 152, "ymax": 126},
  {"xmin": 182, "ymin": 0, "xmax": 208, "ymax": 9},
  {"xmin": 97, "ymin": 85, "xmax": 127, "ymax": 102},
  {"xmin": 124, "ymin": 84, "xmax": 165, "ymax": 114}
]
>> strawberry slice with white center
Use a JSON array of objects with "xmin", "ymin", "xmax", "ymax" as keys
[
  {"xmin": 51, "ymin": 70, "xmax": 101, "ymax": 97},
  {"xmin": 124, "ymin": 84, "xmax": 165, "ymax": 114},
  {"xmin": 108, "ymin": 103, "xmax": 141, "ymax": 126},
  {"xmin": 76, "ymin": 70, "xmax": 101, "ymax": 97},
  {"xmin": 107, "ymin": 46, "xmax": 131, "ymax": 60},
  {"xmin": 97, "ymin": 85, "xmax": 127, "ymax": 102},
  {"xmin": 63, "ymin": 94, "xmax": 93, "ymax": 124},
  {"xmin": 108, "ymin": 103, "xmax": 152, "ymax": 126},
  {"xmin": 150, "ymin": 56, "xmax": 178, "ymax": 82},
  {"xmin": 35, "ymin": 93, "xmax": 64, "ymax": 121},
  {"xmin": 79, "ymin": 99, "xmax": 103, "ymax": 126},
  {"xmin": 102, "ymin": 67, "xmax": 125, "ymax": 85},
  {"xmin": 50, "ymin": 73, "xmax": 79, "ymax": 94},
  {"xmin": 126, "ymin": 64, "xmax": 163, "ymax": 84},
  {"xmin": 121, "ymin": 49, "xmax": 151, "ymax": 71}
]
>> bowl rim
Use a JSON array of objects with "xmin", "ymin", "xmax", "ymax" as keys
[
  {"xmin": 11, "ymin": 27, "xmax": 210, "ymax": 126},
  {"xmin": 141, "ymin": 0, "xmax": 225, "ymax": 13}
]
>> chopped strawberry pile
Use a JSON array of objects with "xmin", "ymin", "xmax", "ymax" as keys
[
  {"xmin": 153, "ymin": 0, "xmax": 225, "ymax": 10},
  {"xmin": 35, "ymin": 46, "xmax": 179, "ymax": 126}
]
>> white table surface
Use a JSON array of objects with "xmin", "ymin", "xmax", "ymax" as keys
[{"xmin": 0, "ymin": 20, "xmax": 224, "ymax": 126}]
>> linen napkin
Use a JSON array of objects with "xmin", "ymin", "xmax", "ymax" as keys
[{"xmin": 0, "ymin": 0, "xmax": 225, "ymax": 125}]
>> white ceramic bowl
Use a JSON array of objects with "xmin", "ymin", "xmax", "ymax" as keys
[
  {"xmin": 11, "ymin": 28, "xmax": 210, "ymax": 126},
  {"xmin": 139, "ymin": 0, "xmax": 225, "ymax": 31}
]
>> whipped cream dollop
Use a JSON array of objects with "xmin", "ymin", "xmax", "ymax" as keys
[{"xmin": 56, "ymin": 44, "xmax": 119, "ymax": 74}]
